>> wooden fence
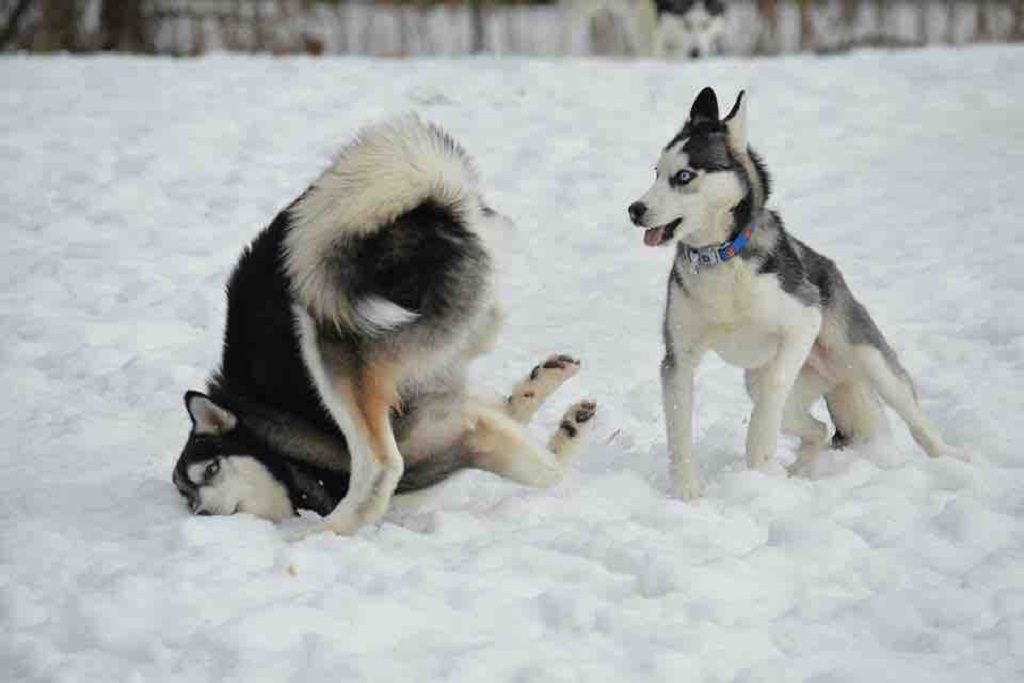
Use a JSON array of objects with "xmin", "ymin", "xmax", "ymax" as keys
[{"xmin": 3, "ymin": 0, "xmax": 1022, "ymax": 55}]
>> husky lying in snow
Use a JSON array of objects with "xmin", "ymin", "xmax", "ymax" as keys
[
  {"xmin": 173, "ymin": 118, "xmax": 596, "ymax": 533},
  {"xmin": 629, "ymin": 87, "xmax": 952, "ymax": 499}
]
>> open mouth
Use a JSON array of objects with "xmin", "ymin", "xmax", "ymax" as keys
[{"xmin": 642, "ymin": 218, "xmax": 682, "ymax": 247}]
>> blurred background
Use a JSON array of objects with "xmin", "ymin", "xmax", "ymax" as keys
[{"xmin": 2, "ymin": 0, "xmax": 1021, "ymax": 57}]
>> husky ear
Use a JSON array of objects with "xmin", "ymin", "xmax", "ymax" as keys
[
  {"xmin": 724, "ymin": 90, "xmax": 747, "ymax": 151},
  {"xmin": 184, "ymin": 391, "xmax": 237, "ymax": 435},
  {"xmin": 689, "ymin": 87, "xmax": 720, "ymax": 125}
]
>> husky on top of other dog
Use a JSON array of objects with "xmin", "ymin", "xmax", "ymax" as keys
[
  {"xmin": 173, "ymin": 117, "xmax": 597, "ymax": 532},
  {"xmin": 629, "ymin": 87, "xmax": 953, "ymax": 499},
  {"xmin": 653, "ymin": 0, "xmax": 726, "ymax": 59}
]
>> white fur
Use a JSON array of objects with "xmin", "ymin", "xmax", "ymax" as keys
[
  {"xmin": 653, "ymin": 5, "xmax": 725, "ymax": 58},
  {"xmin": 190, "ymin": 457, "xmax": 293, "ymax": 521},
  {"xmin": 352, "ymin": 295, "xmax": 420, "ymax": 335},
  {"xmin": 284, "ymin": 116, "xmax": 480, "ymax": 328}
]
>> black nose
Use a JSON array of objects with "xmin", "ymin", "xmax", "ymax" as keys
[
  {"xmin": 628, "ymin": 202, "xmax": 647, "ymax": 225},
  {"xmin": 689, "ymin": 48, "xmax": 701, "ymax": 59}
]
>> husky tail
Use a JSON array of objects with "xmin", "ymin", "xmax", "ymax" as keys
[{"xmin": 282, "ymin": 115, "xmax": 481, "ymax": 334}]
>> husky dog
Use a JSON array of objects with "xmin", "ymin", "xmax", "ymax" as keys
[
  {"xmin": 628, "ymin": 88, "xmax": 952, "ymax": 498},
  {"xmin": 653, "ymin": 0, "xmax": 726, "ymax": 59},
  {"xmin": 558, "ymin": 0, "xmax": 724, "ymax": 58},
  {"xmin": 173, "ymin": 117, "xmax": 596, "ymax": 532}
]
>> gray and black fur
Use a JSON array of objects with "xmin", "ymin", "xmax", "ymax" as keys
[{"xmin": 630, "ymin": 87, "xmax": 952, "ymax": 497}]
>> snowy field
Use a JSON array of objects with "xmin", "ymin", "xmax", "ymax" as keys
[{"xmin": 2, "ymin": 47, "xmax": 1024, "ymax": 681}]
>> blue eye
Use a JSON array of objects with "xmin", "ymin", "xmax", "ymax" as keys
[
  {"xmin": 204, "ymin": 460, "xmax": 220, "ymax": 481},
  {"xmin": 672, "ymin": 170, "xmax": 697, "ymax": 187}
]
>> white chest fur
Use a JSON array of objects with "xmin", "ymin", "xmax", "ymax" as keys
[{"xmin": 666, "ymin": 260, "xmax": 819, "ymax": 370}]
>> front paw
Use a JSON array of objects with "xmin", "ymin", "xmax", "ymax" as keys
[{"xmin": 673, "ymin": 476, "xmax": 702, "ymax": 500}]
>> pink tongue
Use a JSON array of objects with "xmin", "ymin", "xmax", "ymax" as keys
[{"xmin": 643, "ymin": 227, "xmax": 665, "ymax": 247}]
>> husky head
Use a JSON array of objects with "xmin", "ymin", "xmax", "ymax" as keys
[
  {"xmin": 629, "ymin": 87, "xmax": 767, "ymax": 248},
  {"xmin": 172, "ymin": 391, "xmax": 295, "ymax": 521},
  {"xmin": 656, "ymin": 0, "xmax": 727, "ymax": 59}
]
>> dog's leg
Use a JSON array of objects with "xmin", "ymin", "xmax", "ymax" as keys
[
  {"xmin": 320, "ymin": 363, "xmax": 405, "ymax": 535},
  {"xmin": 776, "ymin": 366, "xmax": 832, "ymax": 476},
  {"xmin": 745, "ymin": 319, "xmax": 821, "ymax": 469},
  {"xmin": 662, "ymin": 349, "xmax": 703, "ymax": 499},
  {"xmin": 294, "ymin": 309, "xmax": 404, "ymax": 536},
  {"xmin": 854, "ymin": 346, "xmax": 950, "ymax": 457},
  {"xmin": 505, "ymin": 354, "xmax": 581, "ymax": 424},
  {"xmin": 467, "ymin": 400, "xmax": 596, "ymax": 487},
  {"xmin": 825, "ymin": 379, "xmax": 885, "ymax": 449}
]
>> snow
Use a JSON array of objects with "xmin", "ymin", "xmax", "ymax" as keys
[{"xmin": 2, "ymin": 47, "xmax": 1024, "ymax": 681}]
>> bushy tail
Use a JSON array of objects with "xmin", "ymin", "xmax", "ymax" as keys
[
  {"xmin": 826, "ymin": 379, "xmax": 885, "ymax": 448},
  {"xmin": 283, "ymin": 115, "xmax": 480, "ymax": 333}
]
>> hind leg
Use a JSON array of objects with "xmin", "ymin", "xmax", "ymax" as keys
[
  {"xmin": 505, "ymin": 354, "xmax": 581, "ymax": 424},
  {"xmin": 854, "ymin": 346, "xmax": 949, "ymax": 457},
  {"xmin": 467, "ymin": 400, "xmax": 597, "ymax": 487},
  {"xmin": 825, "ymin": 379, "xmax": 885, "ymax": 449}
]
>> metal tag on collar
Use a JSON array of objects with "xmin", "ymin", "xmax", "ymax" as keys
[{"xmin": 689, "ymin": 246, "xmax": 719, "ymax": 274}]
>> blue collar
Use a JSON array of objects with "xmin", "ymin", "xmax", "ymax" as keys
[{"xmin": 679, "ymin": 221, "xmax": 756, "ymax": 274}]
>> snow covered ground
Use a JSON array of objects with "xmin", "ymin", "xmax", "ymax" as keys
[{"xmin": 2, "ymin": 47, "xmax": 1023, "ymax": 681}]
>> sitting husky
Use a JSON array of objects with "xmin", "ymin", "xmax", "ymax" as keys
[
  {"xmin": 173, "ymin": 117, "xmax": 596, "ymax": 532},
  {"xmin": 628, "ymin": 88, "xmax": 952, "ymax": 498}
]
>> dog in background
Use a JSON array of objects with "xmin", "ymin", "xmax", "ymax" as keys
[
  {"xmin": 560, "ymin": 0, "xmax": 727, "ymax": 58},
  {"xmin": 173, "ymin": 117, "xmax": 596, "ymax": 532},
  {"xmin": 629, "ymin": 87, "xmax": 953, "ymax": 498}
]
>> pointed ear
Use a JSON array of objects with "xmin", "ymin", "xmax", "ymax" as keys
[
  {"xmin": 724, "ymin": 90, "xmax": 747, "ymax": 151},
  {"xmin": 184, "ymin": 391, "xmax": 237, "ymax": 435},
  {"xmin": 689, "ymin": 87, "xmax": 719, "ymax": 125}
]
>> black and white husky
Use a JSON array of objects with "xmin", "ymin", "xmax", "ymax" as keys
[
  {"xmin": 653, "ymin": 0, "xmax": 726, "ymax": 59},
  {"xmin": 173, "ymin": 117, "xmax": 596, "ymax": 532},
  {"xmin": 629, "ymin": 88, "xmax": 953, "ymax": 499},
  {"xmin": 559, "ymin": 0, "xmax": 725, "ymax": 58}
]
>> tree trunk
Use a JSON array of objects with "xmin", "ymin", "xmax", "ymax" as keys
[
  {"xmin": 974, "ymin": 0, "xmax": 991, "ymax": 42},
  {"xmin": 838, "ymin": 0, "xmax": 858, "ymax": 48},
  {"xmin": 1, "ymin": 0, "xmax": 34, "ymax": 49},
  {"xmin": 916, "ymin": 0, "xmax": 929, "ymax": 45},
  {"xmin": 945, "ymin": 0, "xmax": 957, "ymax": 44},
  {"xmin": 798, "ymin": 0, "xmax": 815, "ymax": 52},
  {"xmin": 874, "ymin": 0, "xmax": 888, "ymax": 43},
  {"xmin": 100, "ymin": 0, "xmax": 149, "ymax": 52},
  {"xmin": 36, "ymin": 0, "xmax": 77, "ymax": 51},
  {"xmin": 469, "ymin": 0, "xmax": 486, "ymax": 54},
  {"xmin": 754, "ymin": 0, "xmax": 779, "ymax": 55}
]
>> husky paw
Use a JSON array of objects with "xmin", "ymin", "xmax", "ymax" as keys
[
  {"xmin": 530, "ymin": 354, "xmax": 581, "ymax": 383},
  {"xmin": 673, "ymin": 476, "xmax": 702, "ymax": 501},
  {"xmin": 548, "ymin": 399, "xmax": 598, "ymax": 457},
  {"xmin": 938, "ymin": 445, "xmax": 972, "ymax": 462},
  {"xmin": 508, "ymin": 354, "xmax": 582, "ymax": 423}
]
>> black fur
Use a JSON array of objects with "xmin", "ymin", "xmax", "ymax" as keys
[
  {"xmin": 655, "ymin": 1, "xmax": 726, "ymax": 20},
  {"xmin": 320, "ymin": 200, "xmax": 489, "ymax": 338}
]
